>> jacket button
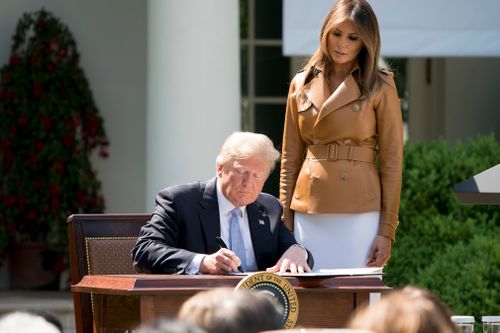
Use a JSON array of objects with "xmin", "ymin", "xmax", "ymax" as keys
[
  {"xmin": 294, "ymin": 194, "xmax": 300, "ymax": 199},
  {"xmin": 352, "ymin": 103, "xmax": 360, "ymax": 112},
  {"xmin": 340, "ymin": 172, "xmax": 349, "ymax": 181}
]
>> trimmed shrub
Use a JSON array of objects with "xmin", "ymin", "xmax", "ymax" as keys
[
  {"xmin": 415, "ymin": 234, "xmax": 500, "ymax": 330},
  {"xmin": 385, "ymin": 134, "xmax": 500, "ymax": 329}
]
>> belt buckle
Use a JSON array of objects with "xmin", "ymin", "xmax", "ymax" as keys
[
  {"xmin": 328, "ymin": 144, "xmax": 338, "ymax": 160},
  {"xmin": 347, "ymin": 146, "xmax": 353, "ymax": 160}
]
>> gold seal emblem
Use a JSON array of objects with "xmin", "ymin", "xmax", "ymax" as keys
[{"xmin": 236, "ymin": 272, "xmax": 299, "ymax": 328}]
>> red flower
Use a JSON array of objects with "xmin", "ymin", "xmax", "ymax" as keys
[
  {"xmin": 33, "ymin": 81, "xmax": 43, "ymax": 97},
  {"xmin": 2, "ymin": 150, "xmax": 13, "ymax": 169},
  {"xmin": 76, "ymin": 191, "xmax": 87, "ymax": 206},
  {"xmin": 27, "ymin": 209, "xmax": 37, "ymax": 221},
  {"xmin": 47, "ymin": 63, "xmax": 56, "ymax": 73},
  {"xmin": 35, "ymin": 141, "xmax": 45, "ymax": 152},
  {"xmin": 0, "ymin": 142, "xmax": 10, "ymax": 151},
  {"xmin": 27, "ymin": 154, "xmax": 38, "ymax": 166},
  {"xmin": 18, "ymin": 115, "xmax": 29, "ymax": 127},
  {"xmin": 9, "ymin": 54, "xmax": 21, "ymax": 66},
  {"xmin": 7, "ymin": 91, "xmax": 16, "ymax": 100},
  {"xmin": 53, "ymin": 162, "xmax": 64, "ymax": 175},
  {"xmin": 49, "ymin": 184, "xmax": 61, "ymax": 196},
  {"xmin": 4, "ymin": 195, "xmax": 16, "ymax": 207},
  {"xmin": 18, "ymin": 195, "xmax": 26, "ymax": 212},
  {"xmin": 51, "ymin": 198, "xmax": 60, "ymax": 209},
  {"xmin": 99, "ymin": 150, "xmax": 109, "ymax": 158},
  {"xmin": 54, "ymin": 258, "xmax": 66, "ymax": 273},
  {"xmin": 34, "ymin": 180, "xmax": 43, "ymax": 190},
  {"xmin": 63, "ymin": 135, "xmax": 74, "ymax": 147},
  {"xmin": 36, "ymin": 19, "xmax": 45, "ymax": 30},
  {"xmin": 40, "ymin": 115, "xmax": 53, "ymax": 130}
]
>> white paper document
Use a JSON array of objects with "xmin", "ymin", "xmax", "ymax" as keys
[
  {"xmin": 277, "ymin": 267, "xmax": 384, "ymax": 277},
  {"xmin": 229, "ymin": 267, "xmax": 383, "ymax": 277}
]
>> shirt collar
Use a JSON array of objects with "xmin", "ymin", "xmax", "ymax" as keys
[{"xmin": 216, "ymin": 178, "xmax": 246, "ymax": 217}]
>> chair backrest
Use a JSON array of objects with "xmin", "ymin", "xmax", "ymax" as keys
[{"xmin": 67, "ymin": 213, "xmax": 150, "ymax": 333}]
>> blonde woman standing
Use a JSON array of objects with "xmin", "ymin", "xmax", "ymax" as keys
[{"xmin": 280, "ymin": 0, "xmax": 403, "ymax": 269}]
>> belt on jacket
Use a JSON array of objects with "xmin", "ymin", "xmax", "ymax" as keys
[{"xmin": 306, "ymin": 144, "xmax": 376, "ymax": 163}]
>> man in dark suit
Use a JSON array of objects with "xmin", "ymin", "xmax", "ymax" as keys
[{"xmin": 132, "ymin": 132, "xmax": 313, "ymax": 274}]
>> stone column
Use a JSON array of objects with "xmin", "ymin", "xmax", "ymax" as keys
[{"xmin": 146, "ymin": 0, "xmax": 240, "ymax": 208}]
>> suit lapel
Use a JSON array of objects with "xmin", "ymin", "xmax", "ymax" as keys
[
  {"xmin": 247, "ymin": 202, "xmax": 272, "ymax": 269},
  {"xmin": 198, "ymin": 177, "xmax": 221, "ymax": 253}
]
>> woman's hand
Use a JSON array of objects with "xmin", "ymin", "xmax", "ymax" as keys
[{"xmin": 366, "ymin": 235, "xmax": 392, "ymax": 267}]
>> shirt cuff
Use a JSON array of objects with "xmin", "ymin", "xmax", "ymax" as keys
[
  {"xmin": 184, "ymin": 254, "xmax": 205, "ymax": 275},
  {"xmin": 291, "ymin": 243, "xmax": 308, "ymax": 260}
]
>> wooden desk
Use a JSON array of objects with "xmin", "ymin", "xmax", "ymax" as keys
[{"xmin": 72, "ymin": 274, "xmax": 389, "ymax": 332}]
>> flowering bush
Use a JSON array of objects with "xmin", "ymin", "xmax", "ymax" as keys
[{"xmin": 0, "ymin": 9, "xmax": 108, "ymax": 267}]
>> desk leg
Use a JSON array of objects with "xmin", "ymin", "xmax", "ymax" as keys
[
  {"xmin": 92, "ymin": 294, "xmax": 104, "ymax": 333},
  {"xmin": 354, "ymin": 291, "xmax": 370, "ymax": 308},
  {"xmin": 141, "ymin": 296, "xmax": 157, "ymax": 323}
]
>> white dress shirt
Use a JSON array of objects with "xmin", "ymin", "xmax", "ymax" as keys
[{"xmin": 185, "ymin": 178, "xmax": 258, "ymax": 274}]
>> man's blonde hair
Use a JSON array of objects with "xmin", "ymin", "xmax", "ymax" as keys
[{"xmin": 216, "ymin": 132, "xmax": 280, "ymax": 174}]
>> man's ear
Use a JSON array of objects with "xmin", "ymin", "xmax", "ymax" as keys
[{"xmin": 215, "ymin": 163, "xmax": 223, "ymax": 178}]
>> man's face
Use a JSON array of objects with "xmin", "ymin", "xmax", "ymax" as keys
[{"xmin": 216, "ymin": 156, "xmax": 270, "ymax": 208}]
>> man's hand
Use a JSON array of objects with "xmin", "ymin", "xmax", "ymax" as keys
[
  {"xmin": 366, "ymin": 235, "xmax": 392, "ymax": 267},
  {"xmin": 199, "ymin": 248, "xmax": 241, "ymax": 274},
  {"xmin": 266, "ymin": 245, "xmax": 311, "ymax": 274}
]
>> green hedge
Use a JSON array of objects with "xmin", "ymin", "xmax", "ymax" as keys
[{"xmin": 385, "ymin": 134, "xmax": 500, "ymax": 329}]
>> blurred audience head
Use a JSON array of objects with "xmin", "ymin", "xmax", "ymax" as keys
[
  {"xmin": 0, "ymin": 310, "xmax": 63, "ymax": 333},
  {"xmin": 136, "ymin": 317, "xmax": 207, "ymax": 333},
  {"xmin": 178, "ymin": 288, "xmax": 284, "ymax": 333},
  {"xmin": 348, "ymin": 286, "xmax": 457, "ymax": 333}
]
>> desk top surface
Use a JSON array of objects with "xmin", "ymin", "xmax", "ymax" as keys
[{"xmin": 72, "ymin": 274, "xmax": 390, "ymax": 295}]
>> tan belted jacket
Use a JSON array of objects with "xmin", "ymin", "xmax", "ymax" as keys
[{"xmin": 279, "ymin": 66, "xmax": 403, "ymax": 240}]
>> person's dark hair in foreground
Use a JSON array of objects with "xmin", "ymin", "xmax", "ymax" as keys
[
  {"xmin": 136, "ymin": 317, "xmax": 208, "ymax": 333},
  {"xmin": 178, "ymin": 288, "xmax": 284, "ymax": 333},
  {"xmin": 348, "ymin": 286, "xmax": 457, "ymax": 333}
]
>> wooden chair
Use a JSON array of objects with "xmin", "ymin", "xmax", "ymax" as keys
[{"xmin": 67, "ymin": 213, "xmax": 150, "ymax": 333}]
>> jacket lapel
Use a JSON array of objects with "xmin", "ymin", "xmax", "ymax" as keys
[
  {"xmin": 316, "ymin": 73, "xmax": 362, "ymax": 124},
  {"xmin": 198, "ymin": 177, "xmax": 221, "ymax": 253},
  {"xmin": 304, "ymin": 72, "xmax": 331, "ymax": 112}
]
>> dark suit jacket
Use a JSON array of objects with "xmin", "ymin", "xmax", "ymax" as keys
[{"xmin": 132, "ymin": 177, "xmax": 313, "ymax": 274}]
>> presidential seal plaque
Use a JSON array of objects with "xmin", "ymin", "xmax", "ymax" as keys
[{"xmin": 235, "ymin": 272, "xmax": 298, "ymax": 328}]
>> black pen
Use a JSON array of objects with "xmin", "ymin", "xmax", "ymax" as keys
[{"xmin": 216, "ymin": 236, "xmax": 244, "ymax": 273}]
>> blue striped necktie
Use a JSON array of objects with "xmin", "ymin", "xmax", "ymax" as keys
[{"xmin": 229, "ymin": 208, "xmax": 247, "ymax": 272}]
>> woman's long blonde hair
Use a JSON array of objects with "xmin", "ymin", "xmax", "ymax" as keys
[{"xmin": 303, "ymin": 0, "xmax": 383, "ymax": 99}]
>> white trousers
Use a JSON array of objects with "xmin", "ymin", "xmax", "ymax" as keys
[{"xmin": 294, "ymin": 211, "xmax": 379, "ymax": 270}]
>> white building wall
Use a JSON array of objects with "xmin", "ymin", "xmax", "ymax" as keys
[
  {"xmin": 408, "ymin": 57, "xmax": 500, "ymax": 144},
  {"xmin": 146, "ymin": 0, "xmax": 240, "ymax": 209},
  {"xmin": 444, "ymin": 58, "xmax": 500, "ymax": 143}
]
